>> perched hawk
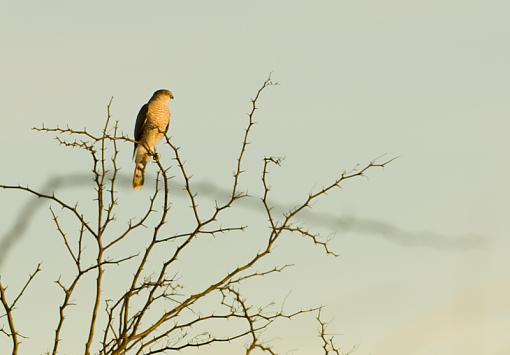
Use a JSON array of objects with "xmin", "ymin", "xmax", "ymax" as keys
[{"xmin": 132, "ymin": 89, "xmax": 173, "ymax": 189}]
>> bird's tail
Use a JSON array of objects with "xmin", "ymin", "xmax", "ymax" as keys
[{"xmin": 132, "ymin": 161, "xmax": 146, "ymax": 190}]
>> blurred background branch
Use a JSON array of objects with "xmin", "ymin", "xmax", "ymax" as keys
[{"xmin": 0, "ymin": 173, "xmax": 487, "ymax": 269}]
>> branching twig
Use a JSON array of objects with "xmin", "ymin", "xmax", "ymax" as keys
[
  {"xmin": 0, "ymin": 75, "xmax": 392, "ymax": 354},
  {"xmin": 0, "ymin": 263, "xmax": 41, "ymax": 355}
]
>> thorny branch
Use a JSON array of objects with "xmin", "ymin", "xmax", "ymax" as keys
[
  {"xmin": 0, "ymin": 263, "xmax": 41, "ymax": 355},
  {"xmin": 317, "ymin": 309, "xmax": 356, "ymax": 355},
  {"xmin": 0, "ymin": 75, "xmax": 392, "ymax": 354}
]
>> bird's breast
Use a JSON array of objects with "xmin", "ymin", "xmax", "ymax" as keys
[{"xmin": 147, "ymin": 102, "xmax": 170, "ymax": 127}]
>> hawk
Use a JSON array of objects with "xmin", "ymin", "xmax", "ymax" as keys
[{"xmin": 132, "ymin": 89, "xmax": 173, "ymax": 189}]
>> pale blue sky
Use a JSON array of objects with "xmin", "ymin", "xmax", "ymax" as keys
[{"xmin": 1, "ymin": 1, "xmax": 509, "ymax": 354}]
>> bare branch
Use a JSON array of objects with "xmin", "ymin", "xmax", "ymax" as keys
[
  {"xmin": 0, "ymin": 76, "xmax": 392, "ymax": 354},
  {"xmin": 0, "ymin": 281, "xmax": 19, "ymax": 355},
  {"xmin": 0, "ymin": 263, "xmax": 42, "ymax": 355},
  {"xmin": 10, "ymin": 264, "xmax": 42, "ymax": 310},
  {"xmin": 0, "ymin": 184, "xmax": 96, "ymax": 238},
  {"xmin": 317, "ymin": 309, "xmax": 356, "ymax": 355}
]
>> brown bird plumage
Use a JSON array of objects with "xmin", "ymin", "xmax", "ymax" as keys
[{"xmin": 133, "ymin": 89, "xmax": 173, "ymax": 189}]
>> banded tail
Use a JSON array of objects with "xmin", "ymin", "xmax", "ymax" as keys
[{"xmin": 132, "ymin": 161, "xmax": 146, "ymax": 189}]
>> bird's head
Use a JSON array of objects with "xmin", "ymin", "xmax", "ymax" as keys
[{"xmin": 153, "ymin": 89, "xmax": 174, "ymax": 101}]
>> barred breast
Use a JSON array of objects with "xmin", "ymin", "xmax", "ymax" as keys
[{"xmin": 147, "ymin": 100, "xmax": 170, "ymax": 129}]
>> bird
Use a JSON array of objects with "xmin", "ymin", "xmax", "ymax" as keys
[{"xmin": 132, "ymin": 89, "xmax": 174, "ymax": 189}]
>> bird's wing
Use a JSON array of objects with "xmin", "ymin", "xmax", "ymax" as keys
[
  {"xmin": 164, "ymin": 115, "xmax": 170, "ymax": 135},
  {"xmin": 133, "ymin": 103, "xmax": 148, "ymax": 158}
]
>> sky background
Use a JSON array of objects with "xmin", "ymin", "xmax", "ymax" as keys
[{"xmin": 1, "ymin": 0, "xmax": 509, "ymax": 354}]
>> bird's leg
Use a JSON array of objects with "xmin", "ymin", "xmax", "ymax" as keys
[{"xmin": 140, "ymin": 142, "xmax": 159, "ymax": 161}]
